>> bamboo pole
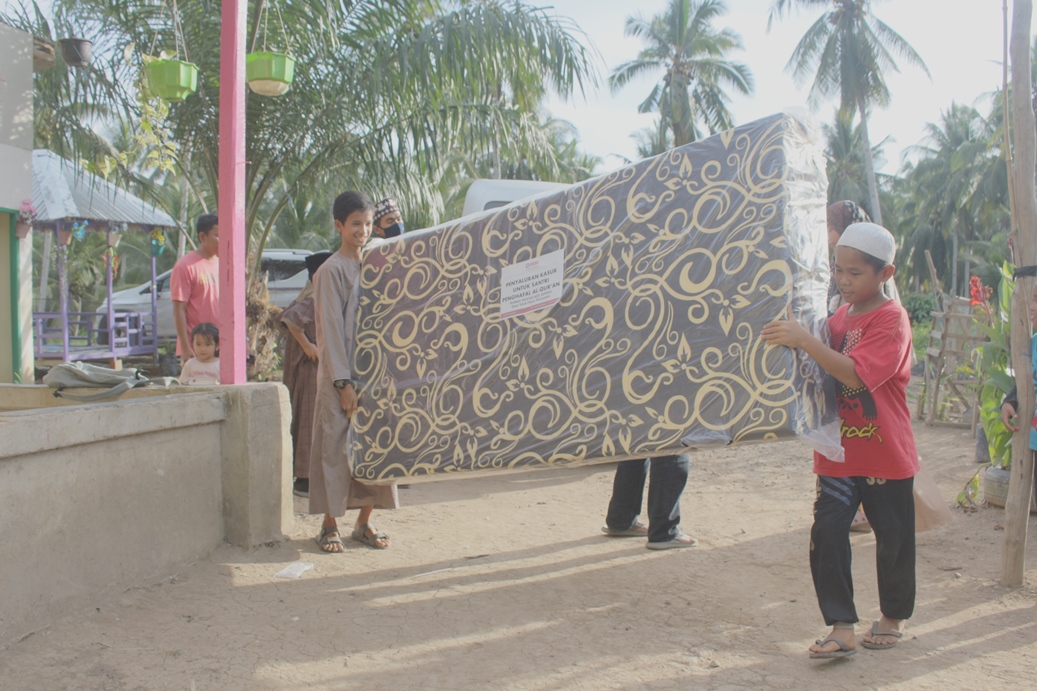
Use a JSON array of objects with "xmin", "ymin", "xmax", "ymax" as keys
[{"xmin": 1002, "ymin": 0, "xmax": 1037, "ymax": 587}]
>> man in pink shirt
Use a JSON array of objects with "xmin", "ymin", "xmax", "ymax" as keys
[{"xmin": 171, "ymin": 214, "xmax": 220, "ymax": 364}]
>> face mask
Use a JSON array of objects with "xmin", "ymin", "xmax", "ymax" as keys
[{"xmin": 383, "ymin": 221, "xmax": 404, "ymax": 238}]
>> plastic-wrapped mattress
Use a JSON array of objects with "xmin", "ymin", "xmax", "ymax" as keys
[{"xmin": 349, "ymin": 111, "xmax": 840, "ymax": 484}]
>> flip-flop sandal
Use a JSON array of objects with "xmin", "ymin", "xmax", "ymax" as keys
[
  {"xmin": 646, "ymin": 531, "xmax": 699, "ymax": 550},
  {"xmin": 352, "ymin": 523, "xmax": 390, "ymax": 549},
  {"xmin": 860, "ymin": 621, "xmax": 904, "ymax": 650},
  {"xmin": 809, "ymin": 636, "xmax": 857, "ymax": 659},
  {"xmin": 601, "ymin": 519, "xmax": 649, "ymax": 537},
  {"xmin": 316, "ymin": 527, "xmax": 345, "ymax": 553}
]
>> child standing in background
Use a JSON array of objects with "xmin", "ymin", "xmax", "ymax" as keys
[
  {"xmin": 179, "ymin": 322, "xmax": 221, "ymax": 386},
  {"xmin": 763, "ymin": 222, "xmax": 918, "ymax": 659}
]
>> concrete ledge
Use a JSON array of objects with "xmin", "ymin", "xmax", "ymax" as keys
[
  {"xmin": 0, "ymin": 382, "xmax": 294, "ymax": 645},
  {"xmin": 0, "ymin": 400, "xmax": 225, "ymax": 645},
  {"xmin": 221, "ymin": 384, "xmax": 294, "ymax": 547},
  {"xmin": 0, "ymin": 393, "xmax": 225, "ymax": 458}
]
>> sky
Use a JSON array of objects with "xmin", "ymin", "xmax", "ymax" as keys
[{"xmin": 542, "ymin": 0, "xmax": 1010, "ymax": 175}]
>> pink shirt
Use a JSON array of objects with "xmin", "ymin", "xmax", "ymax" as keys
[{"xmin": 170, "ymin": 250, "xmax": 220, "ymax": 355}]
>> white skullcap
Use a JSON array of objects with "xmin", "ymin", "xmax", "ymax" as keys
[{"xmin": 837, "ymin": 222, "xmax": 896, "ymax": 264}]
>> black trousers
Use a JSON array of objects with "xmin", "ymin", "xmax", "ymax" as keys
[{"xmin": 811, "ymin": 475, "xmax": 916, "ymax": 626}]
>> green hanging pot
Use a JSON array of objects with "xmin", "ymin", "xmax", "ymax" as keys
[
  {"xmin": 145, "ymin": 59, "xmax": 199, "ymax": 102},
  {"xmin": 246, "ymin": 52, "xmax": 296, "ymax": 96}
]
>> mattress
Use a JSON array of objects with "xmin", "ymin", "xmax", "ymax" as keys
[{"xmin": 349, "ymin": 111, "xmax": 840, "ymax": 483}]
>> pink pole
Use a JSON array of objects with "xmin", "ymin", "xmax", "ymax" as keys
[{"xmin": 218, "ymin": 0, "xmax": 247, "ymax": 383}]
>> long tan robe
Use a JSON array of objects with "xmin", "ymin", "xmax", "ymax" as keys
[{"xmin": 308, "ymin": 252, "xmax": 398, "ymax": 516}]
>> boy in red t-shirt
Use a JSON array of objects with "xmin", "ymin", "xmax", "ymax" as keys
[{"xmin": 763, "ymin": 222, "xmax": 918, "ymax": 660}]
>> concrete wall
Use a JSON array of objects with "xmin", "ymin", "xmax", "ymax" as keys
[
  {"xmin": 0, "ymin": 383, "xmax": 294, "ymax": 645},
  {"xmin": 0, "ymin": 23, "xmax": 35, "ymax": 384},
  {"xmin": 0, "ymin": 23, "xmax": 33, "ymax": 209}
]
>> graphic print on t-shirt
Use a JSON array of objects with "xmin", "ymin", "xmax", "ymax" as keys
[{"xmin": 838, "ymin": 327, "xmax": 881, "ymax": 434}]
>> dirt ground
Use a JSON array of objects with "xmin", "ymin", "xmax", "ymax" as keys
[{"xmin": 3, "ymin": 421, "xmax": 1037, "ymax": 690}]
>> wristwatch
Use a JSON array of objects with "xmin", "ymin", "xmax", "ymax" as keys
[{"xmin": 333, "ymin": 379, "xmax": 349, "ymax": 390}]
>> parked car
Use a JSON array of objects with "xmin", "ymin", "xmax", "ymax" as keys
[{"xmin": 96, "ymin": 249, "xmax": 314, "ymax": 342}]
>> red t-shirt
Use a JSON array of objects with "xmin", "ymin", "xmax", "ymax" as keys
[
  {"xmin": 814, "ymin": 300, "xmax": 918, "ymax": 479},
  {"xmin": 170, "ymin": 250, "xmax": 220, "ymax": 355}
]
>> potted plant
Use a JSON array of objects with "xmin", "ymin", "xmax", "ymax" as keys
[
  {"xmin": 145, "ymin": 53, "xmax": 199, "ymax": 103},
  {"xmin": 246, "ymin": 51, "xmax": 296, "ymax": 96},
  {"xmin": 246, "ymin": 0, "xmax": 295, "ymax": 96},
  {"xmin": 58, "ymin": 37, "xmax": 93, "ymax": 67},
  {"xmin": 15, "ymin": 199, "xmax": 35, "ymax": 239},
  {"xmin": 971, "ymin": 268, "xmax": 1020, "ymax": 507}
]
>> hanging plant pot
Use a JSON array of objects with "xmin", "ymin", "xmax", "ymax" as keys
[
  {"xmin": 246, "ymin": 52, "xmax": 296, "ymax": 96},
  {"xmin": 15, "ymin": 222, "xmax": 32, "ymax": 239},
  {"xmin": 59, "ymin": 38, "xmax": 93, "ymax": 67},
  {"xmin": 58, "ymin": 228, "xmax": 73, "ymax": 246},
  {"xmin": 145, "ymin": 59, "xmax": 199, "ymax": 102}
]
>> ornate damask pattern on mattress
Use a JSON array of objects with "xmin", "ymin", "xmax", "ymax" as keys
[{"xmin": 349, "ymin": 112, "xmax": 838, "ymax": 483}]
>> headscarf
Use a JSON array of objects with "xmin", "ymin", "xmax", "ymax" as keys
[{"xmin": 827, "ymin": 200, "xmax": 870, "ymax": 237}]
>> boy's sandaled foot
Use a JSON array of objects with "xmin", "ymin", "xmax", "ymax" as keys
[
  {"xmin": 861, "ymin": 620, "xmax": 904, "ymax": 650},
  {"xmin": 809, "ymin": 637, "xmax": 857, "ymax": 659},
  {"xmin": 646, "ymin": 531, "xmax": 698, "ymax": 550},
  {"xmin": 316, "ymin": 526, "xmax": 345, "ymax": 553},
  {"xmin": 352, "ymin": 523, "xmax": 390, "ymax": 549},
  {"xmin": 809, "ymin": 628, "xmax": 857, "ymax": 659},
  {"xmin": 601, "ymin": 519, "xmax": 649, "ymax": 537}
]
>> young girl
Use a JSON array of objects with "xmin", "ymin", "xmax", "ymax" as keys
[
  {"xmin": 762, "ymin": 222, "xmax": 918, "ymax": 659},
  {"xmin": 179, "ymin": 322, "xmax": 221, "ymax": 386}
]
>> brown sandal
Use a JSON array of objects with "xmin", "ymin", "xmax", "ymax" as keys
[
  {"xmin": 316, "ymin": 526, "xmax": 345, "ymax": 553},
  {"xmin": 351, "ymin": 523, "xmax": 390, "ymax": 549}
]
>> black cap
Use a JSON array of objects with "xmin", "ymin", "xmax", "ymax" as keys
[{"xmin": 305, "ymin": 251, "xmax": 333, "ymax": 281}]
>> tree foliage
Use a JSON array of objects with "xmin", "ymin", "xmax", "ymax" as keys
[
  {"xmin": 769, "ymin": 0, "xmax": 929, "ymax": 224},
  {"xmin": 610, "ymin": 0, "xmax": 753, "ymax": 147},
  {"xmin": 4, "ymin": 0, "xmax": 597, "ymax": 265}
]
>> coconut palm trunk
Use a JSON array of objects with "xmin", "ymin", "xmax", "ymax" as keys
[{"xmin": 856, "ymin": 94, "xmax": 883, "ymax": 225}]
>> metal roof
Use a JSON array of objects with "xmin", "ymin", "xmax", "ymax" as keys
[{"xmin": 31, "ymin": 149, "xmax": 176, "ymax": 229}]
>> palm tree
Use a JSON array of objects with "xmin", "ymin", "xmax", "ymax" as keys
[
  {"xmin": 8, "ymin": 0, "xmax": 596, "ymax": 269},
  {"xmin": 768, "ymin": 0, "xmax": 929, "ymax": 225},
  {"xmin": 897, "ymin": 103, "xmax": 1007, "ymax": 293},
  {"xmin": 823, "ymin": 111, "xmax": 876, "ymax": 206},
  {"xmin": 632, "ymin": 118, "xmax": 675, "ymax": 160},
  {"xmin": 610, "ymin": 0, "xmax": 753, "ymax": 148}
]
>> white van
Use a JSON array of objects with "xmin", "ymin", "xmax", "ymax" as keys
[{"xmin": 461, "ymin": 179, "xmax": 571, "ymax": 217}]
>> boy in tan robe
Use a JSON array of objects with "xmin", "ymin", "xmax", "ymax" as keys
[{"xmin": 309, "ymin": 191, "xmax": 398, "ymax": 553}]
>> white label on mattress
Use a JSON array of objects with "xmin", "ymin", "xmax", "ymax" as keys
[{"xmin": 500, "ymin": 249, "xmax": 564, "ymax": 319}]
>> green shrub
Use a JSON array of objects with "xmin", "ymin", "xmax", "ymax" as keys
[
  {"xmin": 912, "ymin": 321, "xmax": 931, "ymax": 362},
  {"xmin": 902, "ymin": 292, "xmax": 936, "ymax": 325}
]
